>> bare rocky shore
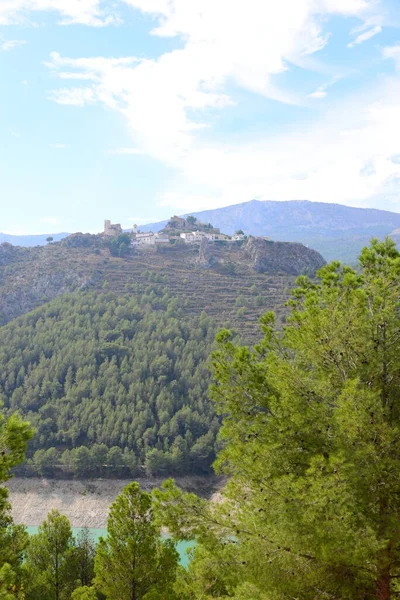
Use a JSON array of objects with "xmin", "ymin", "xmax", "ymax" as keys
[{"xmin": 8, "ymin": 476, "xmax": 223, "ymax": 528}]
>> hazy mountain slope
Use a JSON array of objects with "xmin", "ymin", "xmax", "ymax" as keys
[{"xmin": 143, "ymin": 200, "xmax": 400, "ymax": 261}]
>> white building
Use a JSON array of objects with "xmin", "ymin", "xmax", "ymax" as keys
[
  {"xmin": 180, "ymin": 231, "xmax": 217, "ymax": 243},
  {"xmin": 180, "ymin": 232, "xmax": 197, "ymax": 243},
  {"xmin": 197, "ymin": 231, "xmax": 216, "ymax": 241},
  {"xmin": 132, "ymin": 231, "xmax": 170, "ymax": 246},
  {"xmin": 131, "ymin": 232, "xmax": 155, "ymax": 246}
]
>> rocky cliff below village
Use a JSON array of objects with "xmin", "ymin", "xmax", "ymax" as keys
[{"xmin": 243, "ymin": 237, "xmax": 326, "ymax": 275}]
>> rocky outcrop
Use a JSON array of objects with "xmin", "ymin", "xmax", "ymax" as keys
[{"xmin": 243, "ymin": 237, "xmax": 326, "ymax": 276}]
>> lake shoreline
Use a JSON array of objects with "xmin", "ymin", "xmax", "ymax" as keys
[{"xmin": 8, "ymin": 475, "xmax": 224, "ymax": 528}]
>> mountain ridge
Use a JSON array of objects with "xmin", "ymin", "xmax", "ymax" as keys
[
  {"xmin": 142, "ymin": 199, "xmax": 400, "ymax": 235},
  {"xmin": 3, "ymin": 200, "xmax": 400, "ymax": 261},
  {"xmin": 141, "ymin": 200, "xmax": 400, "ymax": 261},
  {"xmin": 0, "ymin": 232, "xmax": 70, "ymax": 246}
]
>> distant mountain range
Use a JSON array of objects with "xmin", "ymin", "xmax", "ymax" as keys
[
  {"xmin": 0, "ymin": 232, "xmax": 69, "ymax": 246},
  {"xmin": 3, "ymin": 200, "xmax": 400, "ymax": 261},
  {"xmin": 142, "ymin": 200, "xmax": 400, "ymax": 262}
]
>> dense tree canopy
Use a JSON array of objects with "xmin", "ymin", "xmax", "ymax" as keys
[
  {"xmin": 0, "ymin": 291, "xmax": 219, "ymax": 477},
  {"xmin": 154, "ymin": 238, "xmax": 400, "ymax": 600}
]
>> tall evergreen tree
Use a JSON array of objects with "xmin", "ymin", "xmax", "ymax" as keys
[
  {"xmin": 94, "ymin": 482, "xmax": 179, "ymax": 600},
  {"xmin": 72, "ymin": 528, "xmax": 96, "ymax": 588},
  {"xmin": 0, "ymin": 408, "xmax": 33, "ymax": 598},
  {"xmin": 25, "ymin": 510, "xmax": 76, "ymax": 600}
]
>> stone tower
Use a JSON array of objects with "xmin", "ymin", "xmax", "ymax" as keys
[{"xmin": 104, "ymin": 220, "xmax": 123, "ymax": 236}]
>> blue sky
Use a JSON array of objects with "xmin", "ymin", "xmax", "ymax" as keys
[{"xmin": 1, "ymin": 0, "xmax": 400, "ymax": 234}]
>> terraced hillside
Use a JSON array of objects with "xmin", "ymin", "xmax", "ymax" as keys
[
  {"xmin": 102, "ymin": 255, "xmax": 293, "ymax": 340},
  {"xmin": 0, "ymin": 235, "xmax": 325, "ymax": 340}
]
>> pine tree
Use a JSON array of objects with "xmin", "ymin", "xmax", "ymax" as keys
[
  {"xmin": 0, "ymin": 408, "xmax": 33, "ymax": 598},
  {"xmin": 207, "ymin": 238, "xmax": 400, "ymax": 599},
  {"xmin": 25, "ymin": 510, "xmax": 76, "ymax": 600},
  {"xmin": 73, "ymin": 528, "xmax": 96, "ymax": 588},
  {"xmin": 94, "ymin": 482, "xmax": 179, "ymax": 600}
]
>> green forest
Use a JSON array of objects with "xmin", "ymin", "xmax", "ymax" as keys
[
  {"xmin": 1, "ymin": 238, "xmax": 400, "ymax": 598},
  {"xmin": 0, "ymin": 290, "xmax": 219, "ymax": 477}
]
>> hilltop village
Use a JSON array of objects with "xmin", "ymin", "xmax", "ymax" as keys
[{"xmin": 103, "ymin": 215, "xmax": 246, "ymax": 246}]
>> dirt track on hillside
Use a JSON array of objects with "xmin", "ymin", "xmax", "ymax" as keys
[{"xmin": 8, "ymin": 476, "xmax": 223, "ymax": 528}]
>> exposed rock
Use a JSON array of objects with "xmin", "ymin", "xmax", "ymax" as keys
[{"xmin": 243, "ymin": 237, "xmax": 326, "ymax": 276}]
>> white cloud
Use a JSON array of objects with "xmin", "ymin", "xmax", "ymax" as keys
[
  {"xmin": 176, "ymin": 79, "xmax": 400, "ymax": 209},
  {"xmin": 45, "ymin": 52, "xmax": 139, "ymax": 71},
  {"xmin": 383, "ymin": 44, "xmax": 400, "ymax": 69},
  {"xmin": 0, "ymin": 0, "xmax": 117, "ymax": 26},
  {"xmin": 46, "ymin": 0, "xmax": 379, "ymax": 161},
  {"xmin": 1, "ymin": 39, "xmax": 27, "ymax": 51},
  {"xmin": 348, "ymin": 23, "xmax": 382, "ymax": 47},
  {"xmin": 49, "ymin": 87, "xmax": 96, "ymax": 106},
  {"xmin": 309, "ymin": 85, "xmax": 328, "ymax": 99},
  {"xmin": 45, "ymin": 0, "xmax": 399, "ymax": 211}
]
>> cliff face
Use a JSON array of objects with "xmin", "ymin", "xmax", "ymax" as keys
[{"xmin": 243, "ymin": 237, "xmax": 326, "ymax": 276}]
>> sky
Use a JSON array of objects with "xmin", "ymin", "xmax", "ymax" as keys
[{"xmin": 1, "ymin": 0, "xmax": 400, "ymax": 234}]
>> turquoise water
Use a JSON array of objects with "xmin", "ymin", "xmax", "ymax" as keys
[{"xmin": 26, "ymin": 527, "xmax": 194, "ymax": 568}]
